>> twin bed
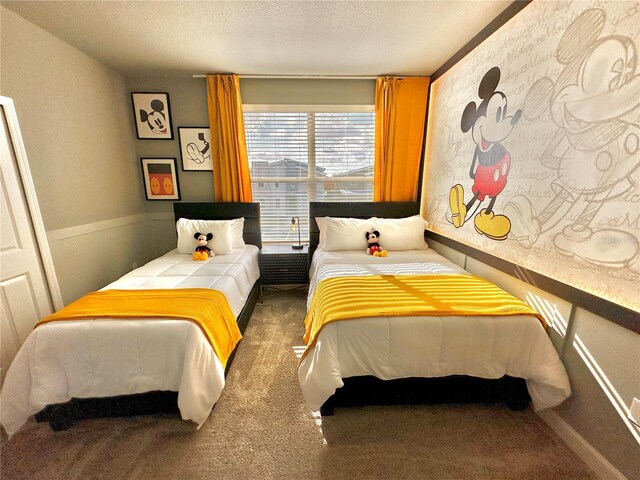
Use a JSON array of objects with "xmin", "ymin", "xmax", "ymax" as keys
[
  {"xmin": 298, "ymin": 202, "xmax": 571, "ymax": 415},
  {"xmin": 1, "ymin": 202, "xmax": 262, "ymax": 436},
  {"xmin": 1, "ymin": 200, "xmax": 571, "ymax": 437}
]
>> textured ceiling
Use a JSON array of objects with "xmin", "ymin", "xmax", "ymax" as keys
[{"xmin": 2, "ymin": 0, "xmax": 514, "ymax": 78}]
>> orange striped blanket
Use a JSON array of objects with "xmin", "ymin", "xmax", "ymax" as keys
[
  {"xmin": 37, "ymin": 288, "xmax": 241, "ymax": 368},
  {"xmin": 302, "ymin": 274, "xmax": 546, "ymax": 361}
]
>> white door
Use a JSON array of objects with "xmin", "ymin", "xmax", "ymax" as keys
[{"xmin": 0, "ymin": 97, "xmax": 62, "ymax": 384}]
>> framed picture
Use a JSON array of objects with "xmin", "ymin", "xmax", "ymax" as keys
[
  {"xmin": 131, "ymin": 92, "xmax": 173, "ymax": 140},
  {"xmin": 178, "ymin": 127, "xmax": 213, "ymax": 171},
  {"xmin": 141, "ymin": 158, "xmax": 180, "ymax": 200}
]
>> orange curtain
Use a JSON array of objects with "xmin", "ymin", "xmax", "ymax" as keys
[
  {"xmin": 206, "ymin": 74, "xmax": 253, "ymax": 202},
  {"xmin": 374, "ymin": 76, "xmax": 430, "ymax": 202}
]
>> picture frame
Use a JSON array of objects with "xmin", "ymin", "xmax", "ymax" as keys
[
  {"xmin": 178, "ymin": 127, "xmax": 213, "ymax": 171},
  {"xmin": 140, "ymin": 158, "xmax": 180, "ymax": 201},
  {"xmin": 131, "ymin": 92, "xmax": 174, "ymax": 140}
]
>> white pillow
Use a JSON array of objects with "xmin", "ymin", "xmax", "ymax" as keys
[
  {"xmin": 370, "ymin": 215, "xmax": 428, "ymax": 251},
  {"xmin": 176, "ymin": 218, "xmax": 242, "ymax": 255},
  {"xmin": 317, "ymin": 216, "xmax": 376, "ymax": 251},
  {"xmin": 316, "ymin": 217, "xmax": 327, "ymax": 248},
  {"xmin": 230, "ymin": 218, "xmax": 246, "ymax": 248}
]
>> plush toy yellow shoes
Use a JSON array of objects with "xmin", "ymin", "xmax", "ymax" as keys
[
  {"xmin": 372, "ymin": 250, "xmax": 388, "ymax": 257},
  {"xmin": 192, "ymin": 251, "xmax": 209, "ymax": 261}
]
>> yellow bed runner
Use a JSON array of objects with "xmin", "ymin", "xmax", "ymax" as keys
[
  {"xmin": 36, "ymin": 288, "xmax": 241, "ymax": 368},
  {"xmin": 302, "ymin": 274, "xmax": 546, "ymax": 362}
]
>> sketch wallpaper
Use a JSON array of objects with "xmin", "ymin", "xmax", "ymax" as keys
[{"xmin": 422, "ymin": 0, "xmax": 640, "ymax": 312}]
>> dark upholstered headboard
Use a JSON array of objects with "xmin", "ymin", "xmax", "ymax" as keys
[
  {"xmin": 308, "ymin": 202, "xmax": 419, "ymax": 258},
  {"xmin": 173, "ymin": 202, "xmax": 262, "ymax": 249}
]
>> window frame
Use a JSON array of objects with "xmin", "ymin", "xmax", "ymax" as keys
[{"xmin": 243, "ymin": 104, "xmax": 375, "ymax": 242}]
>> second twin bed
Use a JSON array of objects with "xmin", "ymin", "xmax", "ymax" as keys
[{"xmin": 297, "ymin": 202, "xmax": 571, "ymax": 415}]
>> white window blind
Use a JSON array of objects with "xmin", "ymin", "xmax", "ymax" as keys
[{"xmin": 244, "ymin": 108, "xmax": 374, "ymax": 242}]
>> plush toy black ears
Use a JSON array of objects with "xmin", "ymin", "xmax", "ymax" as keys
[
  {"xmin": 193, "ymin": 232, "xmax": 214, "ymax": 241},
  {"xmin": 365, "ymin": 230, "xmax": 380, "ymax": 239}
]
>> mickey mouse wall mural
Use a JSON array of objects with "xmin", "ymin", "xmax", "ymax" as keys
[
  {"xmin": 449, "ymin": 66, "xmax": 522, "ymax": 241},
  {"xmin": 504, "ymin": 8, "xmax": 640, "ymax": 268}
]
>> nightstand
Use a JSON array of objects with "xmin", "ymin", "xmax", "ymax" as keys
[{"xmin": 259, "ymin": 245, "xmax": 309, "ymax": 296}]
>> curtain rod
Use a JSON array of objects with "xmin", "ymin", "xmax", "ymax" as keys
[{"xmin": 192, "ymin": 74, "xmax": 407, "ymax": 80}]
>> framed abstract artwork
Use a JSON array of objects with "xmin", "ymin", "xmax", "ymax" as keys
[
  {"xmin": 178, "ymin": 127, "xmax": 213, "ymax": 171},
  {"xmin": 141, "ymin": 158, "xmax": 180, "ymax": 200},
  {"xmin": 131, "ymin": 92, "xmax": 174, "ymax": 140}
]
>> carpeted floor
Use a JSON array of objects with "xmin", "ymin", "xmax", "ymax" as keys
[{"xmin": 1, "ymin": 292, "xmax": 597, "ymax": 480}]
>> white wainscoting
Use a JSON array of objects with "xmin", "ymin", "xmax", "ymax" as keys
[
  {"xmin": 47, "ymin": 214, "xmax": 146, "ymax": 242},
  {"xmin": 147, "ymin": 211, "xmax": 177, "ymax": 258},
  {"xmin": 46, "ymin": 213, "xmax": 151, "ymax": 305},
  {"xmin": 47, "ymin": 211, "xmax": 178, "ymax": 286}
]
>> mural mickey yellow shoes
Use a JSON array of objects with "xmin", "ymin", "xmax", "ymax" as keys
[
  {"xmin": 449, "ymin": 184, "xmax": 467, "ymax": 227},
  {"xmin": 474, "ymin": 209, "xmax": 511, "ymax": 241}
]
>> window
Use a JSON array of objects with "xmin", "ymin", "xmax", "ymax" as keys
[{"xmin": 244, "ymin": 106, "xmax": 375, "ymax": 242}]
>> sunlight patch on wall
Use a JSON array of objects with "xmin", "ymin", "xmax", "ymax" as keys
[
  {"xmin": 572, "ymin": 333, "xmax": 640, "ymax": 445},
  {"xmin": 524, "ymin": 291, "xmax": 568, "ymax": 336}
]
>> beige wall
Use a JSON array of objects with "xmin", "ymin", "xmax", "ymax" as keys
[
  {"xmin": 124, "ymin": 77, "xmax": 213, "ymax": 257},
  {"xmin": 126, "ymin": 76, "xmax": 376, "ymax": 257},
  {"xmin": 428, "ymin": 238, "xmax": 640, "ymax": 479},
  {"xmin": 241, "ymin": 78, "xmax": 375, "ymax": 105},
  {"xmin": 0, "ymin": 7, "xmax": 150, "ymax": 304}
]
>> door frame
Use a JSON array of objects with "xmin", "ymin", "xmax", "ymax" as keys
[{"xmin": 1, "ymin": 96, "xmax": 63, "ymax": 310}]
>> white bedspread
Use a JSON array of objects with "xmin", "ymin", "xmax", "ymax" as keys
[
  {"xmin": 298, "ymin": 248, "xmax": 571, "ymax": 411},
  {"xmin": 1, "ymin": 246, "xmax": 259, "ymax": 437}
]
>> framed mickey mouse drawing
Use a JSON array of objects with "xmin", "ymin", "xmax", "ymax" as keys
[
  {"xmin": 178, "ymin": 127, "xmax": 213, "ymax": 171},
  {"xmin": 131, "ymin": 92, "xmax": 174, "ymax": 140}
]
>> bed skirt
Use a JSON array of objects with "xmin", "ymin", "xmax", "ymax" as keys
[{"xmin": 319, "ymin": 375, "xmax": 530, "ymax": 416}]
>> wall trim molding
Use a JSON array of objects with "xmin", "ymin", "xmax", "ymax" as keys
[
  {"xmin": 537, "ymin": 410, "xmax": 628, "ymax": 480},
  {"xmin": 47, "ymin": 214, "xmax": 146, "ymax": 241},
  {"xmin": 148, "ymin": 212, "xmax": 175, "ymax": 221}
]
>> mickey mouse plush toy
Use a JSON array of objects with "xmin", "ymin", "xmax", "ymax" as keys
[
  {"xmin": 193, "ymin": 232, "xmax": 214, "ymax": 261},
  {"xmin": 366, "ymin": 230, "xmax": 388, "ymax": 257}
]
